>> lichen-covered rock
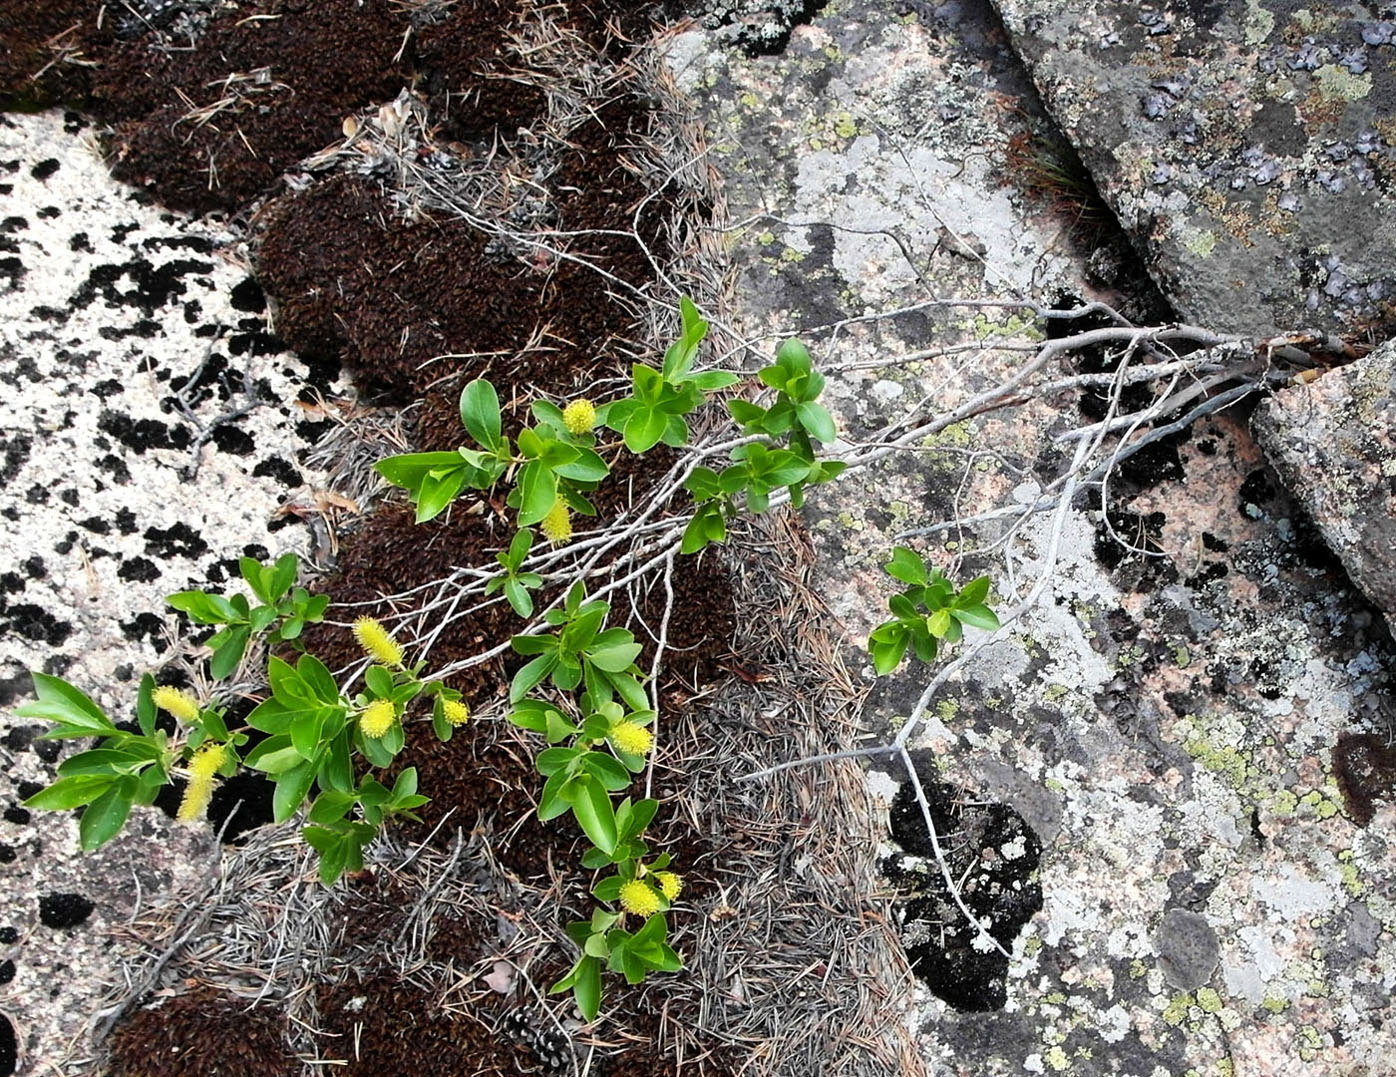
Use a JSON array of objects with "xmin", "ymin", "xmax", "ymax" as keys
[
  {"xmin": 1252, "ymin": 342, "xmax": 1396, "ymax": 631},
  {"xmin": 0, "ymin": 109, "xmax": 342, "ymax": 1074},
  {"xmin": 992, "ymin": 0, "xmax": 1396, "ymax": 336},
  {"xmin": 670, "ymin": 1, "xmax": 1396, "ymax": 1072}
]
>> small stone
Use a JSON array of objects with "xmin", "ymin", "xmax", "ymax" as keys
[{"xmin": 1154, "ymin": 907, "xmax": 1220, "ymax": 989}]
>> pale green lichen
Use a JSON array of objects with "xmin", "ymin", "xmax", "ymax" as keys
[
  {"xmin": 1129, "ymin": 958, "xmax": 1148, "ymax": 980},
  {"xmin": 1195, "ymin": 987, "xmax": 1223, "ymax": 1014},
  {"xmin": 1043, "ymin": 1045, "xmax": 1070, "ymax": 1072},
  {"xmin": 1338, "ymin": 849, "xmax": 1364, "ymax": 897},
  {"xmin": 1183, "ymin": 228, "xmax": 1217, "ymax": 257},
  {"xmin": 1163, "ymin": 993, "xmax": 1194, "ymax": 1026},
  {"xmin": 1314, "ymin": 65, "xmax": 1372, "ymax": 102},
  {"xmin": 1262, "ymin": 994, "xmax": 1289, "ymax": 1014},
  {"xmin": 1243, "ymin": 0, "xmax": 1275, "ymax": 44},
  {"xmin": 1271, "ymin": 789, "xmax": 1299, "ymax": 815}
]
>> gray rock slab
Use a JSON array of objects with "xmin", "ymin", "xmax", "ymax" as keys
[
  {"xmin": 992, "ymin": 0, "xmax": 1396, "ymax": 336},
  {"xmin": 1252, "ymin": 341, "xmax": 1396, "ymax": 630},
  {"xmin": 671, "ymin": 0, "xmax": 1396, "ymax": 1071}
]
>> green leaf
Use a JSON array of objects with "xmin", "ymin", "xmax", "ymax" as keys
[
  {"xmin": 365, "ymin": 665, "xmax": 395, "ymax": 699},
  {"xmin": 586, "ymin": 641, "xmax": 642, "ymax": 674},
  {"xmin": 209, "ymin": 626, "xmax": 251, "ymax": 680},
  {"xmin": 24, "ymin": 774, "xmax": 114, "ymax": 810},
  {"xmin": 623, "ymin": 407, "xmax": 669, "ymax": 454},
  {"xmin": 687, "ymin": 369, "xmax": 740, "ymax": 391},
  {"xmin": 955, "ymin": 577, "xmax": 991, "ymax": 607},
  {"xmin": 581, "ymin": 751, "xmax": 632, "ymax": 791},
  {"xmin": 267, "ymin": 553, "xmax": 299, "ymax": 602},
  {"xmin": 569, "ymin": 776, "xmax": 618, "ymax": 855},
  {"xmin": 926, "ymin": 608, "xmax": 953, "ymax": 638},
  {"xmin": 243, "ymin": 734, "xmax": 298, "ymax": 773},
  {"xmin": 887, "ymin": 592, "xmax": 921, "ymax": 622},
  {"xmin": 795, "ymin": 400, "xmax": 837, "ymax": 443},
  {"xmin": 516, "ymin": 460, "xmax": 558, "ymax": 527},
  {"xmin": 885, "ymin": 547, "xmax": 927, "ymax": 586},
  {"xmin": 374, "ymin": 451, "xmax": 470, "ymax": 489},
  {"xmin": 239, "ymin": 557, "xmax": 273, "ymax": 604},
  {"xmin": 952, "ymin": 604, "xmax": 1000, "ymax": 631},
  {"xmin": 415, "ymin": 465, "xmax": 468, "ymax": 524},
  {"xmin": 459, "ymin": 379, "xmax": 503, "ymax": 451},
  {"xmin": 555, "ymin": 954, "xmax": 603, "ymax": 1022},
  {"xmin": 537, "ymin": 746, "xmax": 581, "ymax": 777},
  {"xmin": 554, "ymin": 447, "xmax": 609, "ymax": 483},
  {"xmin": 869, "ymin": 622, "xmax": 910, "ymax": 675},
  {"xmin": 308, "ymin": 790, "xmax": 356, "ymax": 824},
  {"xmin": 58, "ymin": 748, "xmax": 148, "ymax": 777},
  {"xmin": 537, "ymin": 771, "xmax": 572, "ymax": 821},
  {"xmin": 510, "ymin": 652, "xmax": 558, "ymax": 703},
  {"xmin": 505, "ymin": 528, "xmax": 533, "ymax": 569},
  {"xmin": 165, "ymin": 590, "xmax": 238, "ymax": 625},
  {"xmin": 79, "ymin": 777, "xmax": 136, "ymax": 851},
  {"xmin": 503, "ymin": 579, "xmax": 533, "ymax": 618},
  {"xmin": 297, "ymin": 655, "xmax": 342, "ymax": 704},
  {"xmin": 272, "ymin": 760, "xmax": 318, "ymax": 823},
  {"xmin": 16, "ymin": 673, "xmax": 117, "ymax": 735}
]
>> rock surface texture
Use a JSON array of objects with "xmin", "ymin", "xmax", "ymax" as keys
[
  {"xmin": 993, "ymin": 0, "xmax": 1396, "ymax": 337},
  {"xmin": 0, "ymin": 109, "xmax": 343, "ymax": 1074},
  {"xmin": 670, "ymin": 0, "xmax": 1396, "ymax": 1072},
  {"xmin": 1254, "ymin": 342, "xmax": 1396, "ymax": 630}
]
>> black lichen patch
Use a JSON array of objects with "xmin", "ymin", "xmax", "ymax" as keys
[
  {"xmin": 142, "ymin": 521, "xmax": 208, "ymax": 560},
  {"xmin": 881, "ymin": 764, "xmax": 1043, "ymax": 1011},
  {"xmin": 38, "ymin": 891, "xmax": 95, "ymax": 929},
  {"xmin": 1334, "ymin": 733, "xmax": 1396, "ymax": 827},
  {"xmin": 0, "ymin": 1010, "xmax": 14, "ymax": 1077},
  {"xmin": 97, "ymin": 410, "xmax": 192, "ymax": 453},
  {"xmin": 71, "ymin": 257, "xmax": 213, "ymax": 316},
  {"xmin": 0, "ymin": 600, "xmax": 73, "ymax": 646}
]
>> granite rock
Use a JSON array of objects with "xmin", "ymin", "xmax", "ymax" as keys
[
  {"xmin": 1252, "ymin": 341, "xmax": 1396, "ymax": 630},
  {"xmin": 992, "ymin": 0, "xmax": 1396, "ymax": 336}
]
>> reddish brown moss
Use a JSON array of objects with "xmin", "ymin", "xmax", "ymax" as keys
[{"xmin": 107, "ymin": 989, "xmax": 296, "ymax": 1077}]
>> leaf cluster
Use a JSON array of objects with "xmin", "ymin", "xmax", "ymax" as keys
[
  {"xmin": 867, "ymin": 547, "xmax": 1000, "ymax": 675},
  {"xmin": 682, "ymin": 339, "xmax": 845, "ymax": 554},
  {"xmin": 19, "ymin": 674, "xmax": 205, "ymax": 850},
  {"xmin": 376, "ymin": 379, "xmax": 610, "ymax": 527},
  {"xmin": 596, "ymin": 297, "xmax": 738, "ymax": 453},
  {"xmin": 166, "ymin": 553, "xmax": 328, "ymax": 678},
  {"xmin": 506, "ymin": 584, "xmax": 685, "ymax": 1020}
]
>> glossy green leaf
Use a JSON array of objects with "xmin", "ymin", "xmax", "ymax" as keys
[{"xmin": 459, "ymin": 379, "xmax": 502, "ymax": 451}]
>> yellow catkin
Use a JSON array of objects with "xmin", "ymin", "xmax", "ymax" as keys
[
  {"xmin": 609, "ymin": 721, "xmax": 653, "ymax": 756},
  {"xmin": 443, "ymin": 699, "xmax": 470, "ymax": 726},
  {"xmin": 353, "ymin": 616, "xmax": 403, "ymax": 667},
  {"xmin": 618, "ymin": 880, "xmax": 661, "ymax": 917},
  {"xmin": 177, "ymin": 744, "xmax": 226, "ymax": 824},
  {"xmin": 152, "ymin": 685, "xmax": 201, "ymax": 723},
  {"xmin": 359, "ymin": 699, "xmax": 396, "ymax": 739},
  {"xmin": 653, "ymin": 871, "xmax": 683, "ymax": 902},
  {"xmin": 540, "ymin": 501, "xmax": 573, "ymax": 545},
  {"xmin": 562, "ymin": 398, "xmax": 597, "ymax": 435}
]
